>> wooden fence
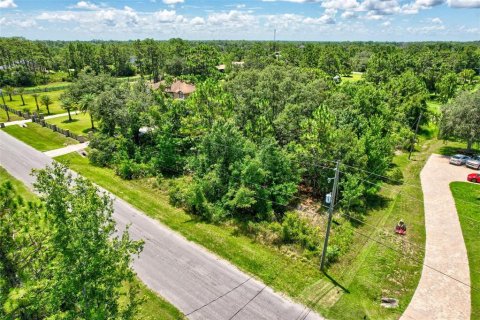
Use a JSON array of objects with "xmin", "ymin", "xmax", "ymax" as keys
[
  {"xmin": 1, "ymin": 104, "xmax": 31, "ymax": 120},
  {"xmin": 31, "ymin": 116, "xmax": 88, "ymax": 143}
]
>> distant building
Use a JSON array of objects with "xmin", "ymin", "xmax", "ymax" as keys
[
  {"xmin": 216, "ymin": 61, "xmax": 244, "ymax": 73},
  {"xmin": 148, "ymin": 80, "xmax": 196, "ymax": 99},
  {"xmin": 165, "ymin": 80, "xmax": 196, "ymax": 99},
  {"xmin": 231, "ymin": 61, "xmax": 245, "ymax": 67}
]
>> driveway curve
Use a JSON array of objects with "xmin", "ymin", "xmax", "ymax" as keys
[{"xmin": 401, "ymin": 154, "xmax": 472, "ymax": 320}]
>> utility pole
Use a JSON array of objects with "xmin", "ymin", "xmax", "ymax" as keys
[
  {"xmin": 408, "ymin": 112, "xmax": 423, "ymax": 160},
  {"xmin": 320, "ymin": 160, "xmax": 340, "ymax": 271},
  {"xmin": 273, "ymin": 29, "xmax": 277, "ymax": 58}
]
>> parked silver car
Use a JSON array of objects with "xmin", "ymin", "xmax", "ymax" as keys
[
  {"xmin": 466, "ymin": 156, "xmax": 480, "ymax": 170},
  {"xmin": 449, "ymin": 154, "xmax": 471, "ymax": 166}
]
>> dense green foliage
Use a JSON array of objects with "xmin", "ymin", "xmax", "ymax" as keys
[
  {"xmin": 0, "ymin": 164, "xmax": 143, "ymax": 319},
  {"xmin": 2, "ymin": 37, "xmax": 478, "ymax": 260},
  {"xmin": 440, "ymin": 90, "xmax": 480, "ymax": 150}
]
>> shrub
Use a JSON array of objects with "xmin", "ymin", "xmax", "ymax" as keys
[
  {"xmin": 89, "ymin": 149, "xmax": 111, "ymax": 167},
  {"xmin": 325, "ymin": 245, "xmax": 340, "ymax": 266},
  {"xmin": 114, "ymin": 159, "xmax": 151, "ymax": 180},
  {"xmin": 281, "ymin": 212, "xmax": 321, "ymax": 252},
  {"xmin": 385, "ymin": 167, "xmax": 404, "ymax": 185}
]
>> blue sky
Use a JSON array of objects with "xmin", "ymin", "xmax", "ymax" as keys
[{"xmin": 0, "ymin": 0, "xmax": 479, "ymax": 41}]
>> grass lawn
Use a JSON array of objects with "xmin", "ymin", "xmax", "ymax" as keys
[
  {"xmin": 47, "ymin": 112, "xmax": 95, "ymax": 136},
  {"xmin": 2, "ymin": 122, "xmax": 78, "ymax": 152},
  {"xmin": 342, "ymin": 72, "xmax": 363, "ymax": 83},
  {"xmin": 0, "ymin": 109, "xmax": 22, "ymax": 123},
  {"xmin": 0, "ymin": 166, "xmax": 184, "ymax": 320},
  {"xmin": 450, "ymin": 182, "xmax": 480, "ymax": 319},
  {"xmin": 4, "ymin": 89, "xmax": 65, "ymax": 116}
]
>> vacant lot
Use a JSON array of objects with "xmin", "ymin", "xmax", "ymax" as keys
[
  {"xmin": 55, "ymin": 152, "xmax": 331, "ymax": 314},
  {"xmin": 450, "ymin": 182, "xmax": 480, "ymax": 318},
  {"xmin": 2, "ymin": 122, "xmax": 78, "ymax": 151}
]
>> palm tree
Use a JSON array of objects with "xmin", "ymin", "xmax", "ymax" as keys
[
  {"xmin": 61, "ymin": 97, "xmax": 75, "ymax": 122},
  {"xmin": 17, "ymin": 87, "xmax": 25, "ymax": 106},
  {"xmin": 4, "ymin": 86, "xmax": 14, "ymax": 101},
  {"xmin": 32, "ymin": 93, "xmax": 40, "ymax": 112},
  {"xmin": 79, "ymin": 93, "xmax": 96, "ymax": 130},
  {"xmin": 40, "ymin": 95, "xmax": 52, "ymax": 115}
]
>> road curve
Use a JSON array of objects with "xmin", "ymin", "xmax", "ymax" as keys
[
  {"xmin": 0, "ymin": 130, "xmax": 323, "ymax": 320},
  {"xmin": 401, "ymin": 154, "xmax": 472, "ymax": 320}
]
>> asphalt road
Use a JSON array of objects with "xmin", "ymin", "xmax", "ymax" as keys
[{"xmin": 0, "ymin": 130, "xmax": 323, "ymax": 320}]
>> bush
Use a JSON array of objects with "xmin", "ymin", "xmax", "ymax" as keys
[
  {"xmin": 281, "ymin": 212, "xmax": 321, "ymax": 252},
  {"xmin": 385, "ymin": 167, "xmax": 404, "ymax": 185},
  {"xmin": 325, "ymin": 245, "xmax": 340, "ymax": 266},
  {"xmin": 88, "ymin": 136, "xmax": 118, "ymax": 167},
  {"xmin": 114, "ymin": 159, "xmax": 151, "ymax": 180},
  {"xmin": 89, "ymin": 149, "xmax": 111, "ymax": 167}
]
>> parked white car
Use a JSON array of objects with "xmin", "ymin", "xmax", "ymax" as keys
[
  {"xmin": 449, "ymin": 154, "xmax": 471, "ymax": 166},
  {"xmin": 466, "ymin": 156, "xmax": 480, "ymax": 170}
]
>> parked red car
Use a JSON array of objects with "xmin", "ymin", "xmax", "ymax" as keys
[{"xmin": 467, "ymin": 173, "xmax": 480, "ymax": 183}]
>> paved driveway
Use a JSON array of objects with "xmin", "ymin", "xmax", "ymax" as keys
[{"xmin": 401, "ymin": 154, "xmax": 473, "ymax": 320}]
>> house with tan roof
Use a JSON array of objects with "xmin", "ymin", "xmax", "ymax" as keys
[
  {"xmin": 165, "ymin": 80, "xmax": 196, "ymax": 99},
  {"xmin": 148, "ymin": 80, "xmax": 196, "ymax": 99}
]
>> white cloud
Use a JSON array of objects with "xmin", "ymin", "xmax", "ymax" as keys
[
  {"xmin": 364, "ymin": 10, "xmax": 386, "ymax": 20},
  {"xmin": 0, "ymin": 16, "xmax": 37, "ymax": 27},
  {"xmin": 73, "ymin": 1, "xmax": 99, "ymax": 10},
  {"xmin": 37, "ymin": 12, "xmax": 76, "ymax": 21},
  {"xmin": 207, "ymin": 10, "xmax": 255, "ymax": 27},
  {"xmin": 190, "ymin": 16, "xmax": 205, "ymax": 25},
  {"xmin": 341, "ymin": 11, "xmax": 356, "ymax": 19},
  {"xmin": 407, "ymin": 24, "xmax": 446, "ymax": 34},
  {"xmin": 322, "ymin": 0, "xmax": 358, "ymax": 10},
  {"xmin": 382, "ymin": 20, "xmax": 391, "ymax": 26},
  {"xmin": 448, "ymin": 0, "xmax": 480, "ymax": 8},
  {"xmin": 304, "ymin": 15, "xmax": 335, "ymax": 24},
  {"xmin": 163, "ymin": 0, "xmax": 184, "ymax": 4},
  {"xmin": 431, "ymin": 17, "xmax": 442, "ymax": 23},
  {"xmin": 153, "ymin": 9, "xmax": 177, "ymax": 22},
  {"xmin": 0, "ymin": 0, "xmax": 16, "ymax": 9}
]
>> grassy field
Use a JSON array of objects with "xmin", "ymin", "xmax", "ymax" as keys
[
  {"xmin": 0, "ymin": 166, "xmax": 184, "ymax": 319},
  {"xmin": 47, "ymin": 112, "xmax": 95, "ymax": 136},
  {"xmin": 450, "ymin": 182, "xmax": 480, "ymax": 319},
  {"xmin": 4, "ymin": 89, "xmax": 66, "ymax": 115},
  {"xmin": 2, "ymin": 122, "xmax": 78, "ymax": 152}
]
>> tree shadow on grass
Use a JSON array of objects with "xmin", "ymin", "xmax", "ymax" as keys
[
  {"xmin": 438, "ymin": 145, "xmax": 479, "ymax": 156},
  {"xmin": 61, "ymin": 118, "xmax": 79, "ymax": 124},
  {"xmin": 323, "ymin": 271, "xmax": 350, "ymax": 294},
  {"xmin": 82, "ymin": 127, "xmax": 96, "ymax": 134}
]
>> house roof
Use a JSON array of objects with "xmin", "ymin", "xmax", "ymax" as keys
[{"xmin": 167, "ymin": 80, "xmax": 196, "ymax": 94}]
